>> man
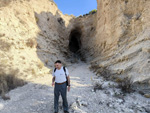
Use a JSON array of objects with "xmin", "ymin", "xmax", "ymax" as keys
[{"xmin": 52, "ymin": 60, "xmax": 70, "ymax": 113}]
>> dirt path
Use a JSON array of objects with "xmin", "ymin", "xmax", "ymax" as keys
[{"xmin": 0, "ymin": 61, "xmax": 150, "ymax": 113}]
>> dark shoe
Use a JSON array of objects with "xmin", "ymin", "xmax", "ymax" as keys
[
  {"xmin": 54, "ymin": 112, "xmax": 58, "ymax": 113},
  {"xmin": 64, "ymin": 111, "xmax": 69, "ymax": 113}
]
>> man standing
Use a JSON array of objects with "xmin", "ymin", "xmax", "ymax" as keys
[{"xmin": 52, "ymin": 60, "xmax": 70, "ymax": 113}]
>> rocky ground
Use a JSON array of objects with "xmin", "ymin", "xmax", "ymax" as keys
[{"xmin": 0, "ymin": 61, "xmax": 150, "ymax": 113}]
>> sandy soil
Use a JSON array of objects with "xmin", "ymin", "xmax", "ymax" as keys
[{"xmin": 0, "ymin": 61, "xmax": 150, "ymax": 113}]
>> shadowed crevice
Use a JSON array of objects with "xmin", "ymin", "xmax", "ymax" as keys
[{"xmin": 69, "ymin": 29, "xmax": 82, "ymax": 54}]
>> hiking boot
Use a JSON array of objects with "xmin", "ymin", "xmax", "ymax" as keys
[{"xmin": 64, "ymin": 111, "xmax": 69, "ymax": 113}]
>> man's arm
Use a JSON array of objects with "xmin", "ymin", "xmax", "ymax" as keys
[
  {"xmin": 52, "ymin": 76, "xmax": 55, "ymax": 86},
  {"xmin": 67, "ymin": 76, "xmax": 70, "ymax": 92},
  {"xmin": 67, "ymin": 76, "xmax": 70, "ymax": 86},
  {"xmin": 65, "ymin": 67, "xmax": 70, "ymax": 86}
]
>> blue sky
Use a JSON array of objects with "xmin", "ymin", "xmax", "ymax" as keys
[{"xmin": 53, "ymin": 0, "xmax": 97, "ymax": 17}]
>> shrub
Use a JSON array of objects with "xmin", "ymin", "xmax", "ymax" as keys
[
  {"xmin": 57, "ymin": 17, "xmax": 64, "ymax": 25},
  {"xmin": 31, "ymin": 68, "xmax": 36, "ymax": 76},
  {"xmin": 118, "ymin": 77, "xmax": 134, "ymax": 93},
  {"xmin": 93, "ymin": 82, "xmax": 103, "ymax": 91},
  {"xmin": 89, "ymin": 9, "xmax": 97, "ymax": 14},
  {"xmin": 45, "ymin": 59, "xmax": 49, "ymax": 65},
  {"xmin": 78, "ymin": 9, "xmax": 97, "ymax": 18},
  {"xmin": 26, "ymin": 38, "xmax": 37, "ymax": 48},
  {"xmin": 35, "ymin": 16, "xmax": 39, "ymax": 23},
  {"xmin": 0, "ymin": 39, "xmax": 12, "ymax": 51},
  {"xmin": 0, "ymin": 68, "xmax": 26, "ymax": 100},
  {"xmin": 37, "ymin": 62, "xmax": 44, "ymax": 69}
]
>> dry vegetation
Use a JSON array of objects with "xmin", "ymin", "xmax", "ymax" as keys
[
  {"xmin": 93, "ymin": 82, "xmax": 103, "ymax": 92},
  {"xmin": 37, "ymin": 61, "xmax": 44, "ymax": 69},
  {"xmin": 26, "ymin": 38, "xmax": 37, "ymax": 48},
  {"xmin": 0, "ymin": 65, "xmax": 26, "ymax": 100},
  {"xmin": 0, "ymin": 39, "xmax": 12, "ymax": 51},
  {"xmin": 116, "ymin": 77, "xmax": 134, "ymax": 93}
]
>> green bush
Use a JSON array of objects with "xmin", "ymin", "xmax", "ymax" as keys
[
  {"xmin": 89, "ymin": 9, "xmax": 97, "ymax": 14},
  {"xmin": 81, "ymin": 9, "xmax": 97, "ymax": 18}
]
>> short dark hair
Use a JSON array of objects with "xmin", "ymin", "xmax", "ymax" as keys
[{"xmin": 55, "ymin": 60, "xmax": 62, "ymax": 64}]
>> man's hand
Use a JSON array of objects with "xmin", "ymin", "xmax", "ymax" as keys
[
  {"xmin": 67, "ymin": 86, "xmax": 70, "ymax": 92},
  {"xmin": 52, "ymin": 82, "xmax": 55, "ymax": 87}
]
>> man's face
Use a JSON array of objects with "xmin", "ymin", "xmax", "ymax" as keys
[{"xmin": 55, "ymin": 63, "xmax": 61, "ymax": 69}]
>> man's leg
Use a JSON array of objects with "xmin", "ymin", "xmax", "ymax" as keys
[
  {"xmin": 54, "ymin": 83, "xmax": 60, "ymax": 112},
  {"xmin": 60, "ymin": 83, "xmax": 68, "ymax": 112}
]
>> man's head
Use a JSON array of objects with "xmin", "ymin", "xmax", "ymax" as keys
[{"xmin": 55, "ymin": 60, "xmax": 62, "ymax": 69}]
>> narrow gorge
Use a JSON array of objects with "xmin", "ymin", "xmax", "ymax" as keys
[{"xmin": 0, "ymin": 0, "xmax": 150, "ymax": 113}]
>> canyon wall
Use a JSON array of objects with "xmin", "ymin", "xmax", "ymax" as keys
[
  {"xmin": 0, "ymin": 0, "xmax": 74, "ymax": 94},
  {"xmin": 90, "ymin": 0, "xmax": 150, "ymax": 93},
  {"xmin": 66, "ymin": 13, "xmax": 97, "ymax": 62},
  {"xmin": 0, "ymin": 0, "xmax": 150, "ymax": 94}
]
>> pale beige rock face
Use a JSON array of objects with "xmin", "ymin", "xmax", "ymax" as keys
[
  {"xmin": 67, "ymin": 13, "xmax": 97, "ymax": 61},
  {"xmin": 89, "ymin": 0, "xmax": 150, "ymax": 92},
  {"xmin": 0, "ymin": 0, "xmax": 74, "ymax": 81}
]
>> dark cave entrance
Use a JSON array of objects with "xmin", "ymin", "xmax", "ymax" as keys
[{"xmin": 69, "ymin": 29, "xmax": 82, "ymax": 59}]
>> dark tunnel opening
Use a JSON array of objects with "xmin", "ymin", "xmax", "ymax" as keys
[{"xmin": 69, "ymin": 29, "xmax": 82, "ymax": 59}]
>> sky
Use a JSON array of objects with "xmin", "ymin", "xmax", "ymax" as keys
[{"xmin": 53, "ymin": 0, "xmax": 97, "ymax": 17}]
